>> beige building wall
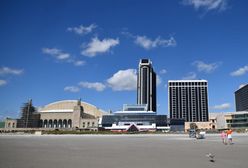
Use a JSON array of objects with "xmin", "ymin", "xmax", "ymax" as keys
[
  {"xmin": 5, "ymin": 118, "xmax": 17, "ymax": 128},
  {"xmin": 40, "ymin": 112, "xmax": 72, "ymax": 120},
  {"xmin": 81, "ymin": 119, "xmax": 98, "ymax": 129},
  {"xmin": 185, "ymin": 122, "xmax": 212, "ymax": 131},
  {"xmin": 72, "ymin": 106, "xmax": 82, "ymax": 128},
  {"xmin": 38, "ymin": 100, "xmax": 106, "ymax": 129}
]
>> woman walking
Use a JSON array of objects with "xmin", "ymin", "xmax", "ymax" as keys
[{"xmin": 220, "ymin": 131, "xmax": 227, "ymax": 144}]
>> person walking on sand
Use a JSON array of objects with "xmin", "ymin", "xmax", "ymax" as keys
[
  {"xmin": 226, "ymin": 129, "xmax": 233, "ymax": 144},
  {"xmin": 221, "ymin": 131, "xmax": 227, "ymax": 144}
]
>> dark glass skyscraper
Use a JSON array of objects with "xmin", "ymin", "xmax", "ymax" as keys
[
  {"xmin": 168, "ymin": 80, "xmax": 209, "ymax": 122},
  {"xmin": 235, "ymin": 84, "xmax": 248, "ymax": 111},
  {"xmin": 137, "ymin": 59, "xmax": 156, "ymax": 112}
]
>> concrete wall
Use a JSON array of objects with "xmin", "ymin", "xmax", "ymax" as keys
[
  {"xmin": 5, "ymin": 119, "xmax": 17, "ymax": 128},
  {"xmin": 81, "ymin": 119, "xmax": 98, "ymax": 128},
  {"xmin": 185, "ymin": 122, "xmax": 212, "ymax": 131},
  {"xmin": 40, "ymin": 112, "xmax": 72, "ymax": 120}
]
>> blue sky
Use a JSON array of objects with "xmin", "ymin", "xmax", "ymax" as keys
[{"xmin": 0, "ymin": 0, "xmax": 248, "ymax": 120}]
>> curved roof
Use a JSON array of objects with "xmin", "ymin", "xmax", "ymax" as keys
[{"xmin": 39, "ymin": 100, "xmax": 107, "ymax": 117}]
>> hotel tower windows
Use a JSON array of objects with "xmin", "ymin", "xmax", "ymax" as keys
[{"xmin": 168, "ymin": 80, "xmax": 209, "ymax": 122}]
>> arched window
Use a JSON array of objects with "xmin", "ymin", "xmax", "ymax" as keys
[
  {"xmin": 44, "ymin": 120, "xmax": 48, "ymax": 128},
  {"xmin": 63, "ymin": 119, "xmax": 67, "ymax": 128},
  {"xmin": 8, "ymin": 123, "xmax": 11, "ymax": 128},
  {"xmin": 58, "ymin": 119, "xmax": 62, "ymax": 128},
  {"xmin": 68, "ymin": 119, "xmax": 72, "ymax": 128},
  {"xmin": 12, "ymin": 123, "xmax": 15, "ymax": 128},
  {"xmin": 48, "ymin": 120, "xmax": 53, "ymax": 128},
  {"xmin": 53, "ymin": 120, "xmax": 58, "ymax": 128}
]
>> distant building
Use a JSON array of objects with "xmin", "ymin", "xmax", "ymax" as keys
[
  {"xmin": 176, "ymin": 113, "xmax": 221, "ymax": 131},
  {"xmin": 209, "ymin": 111, "xmax": 248, "ymax": 130},
  {"xmin": 168, "ymin": 119, "xmax": 185, "ymax": 132},
  {"xmin": 137, "ymin": 59, "xmax": 156, "ymax": 112},
  {"xmin": 168, "ymin": 80, "xmax": 209, "ymax": 122},
  {"xmin": 100, "ymin": 104, "xmax": 167, "ymax": 132},
  {"xmin": 38, "ymin": 100, "xmax": 106, "ymax": 129},
  {"xmin": 4, "ymin": 99, "xmax": 106, "ymax": 129},
  {"xmin": 235, "ymin": 84, "xmax": 248, "ymax": 111},
  {"xmin": 4, "ymin": 118, "xmax": 17, "ymax": 128}
]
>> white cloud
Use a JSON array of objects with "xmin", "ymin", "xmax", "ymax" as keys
[
  {"xmin": 230, "ymin": 65, "xmax": 248, "ymax": 77},
  {"xmin": 79, "ymin": 82, "xmax": 106, "ymax": 91},
  {"xmin": 73, "ymin": 60, "xmax": 85, "ymax": 66},
  {"xmin": 182, "ymin": 0, "xmax": 228, "ymax": 11},
  {"xmin": 122, "ymin": 31, "xmax": 176, "ymax": 50},
  {"xmin": 42, "ymin": 48, "xmax": 60, "ymax": 55},
  {"xmin": 135, "ymin": 36, "xmax": 176, "ymax": 50},
  {"xmin": 57, "ymin": 53, "xmax": 70, "ymax": 60},
  {"xmin": 107, "ymin": 69, "xmax": 137, "ymax": 91},
  {"xmin": 42, "ymin": 48, "xmax": 70, "ymax": 60},
  {"xmin": 0, "ymin": 80, "xmax": 7, "ymax": 86},
  {"xmin": 121, "ymin": 31, "xmax": 135, "ymax": 38},
  {"xmin": 81, "ymin": 37, "xmax": 119, "ymax": 57},
  {"xmin": 193, "ymin": 61, "xmax": 220, "ymax": 73},
  {"xmin": 182, "ymin": 72, "xmax": 197, "ymax": 80},
  {"xmin": 67, "ymin": 24, "xmax": 97, "ymax": 35},
  {"xmin": 160, "ymin": 69, "xmax": 167, "ymax": 74},
  {"xmin": 211, "ymin": 103, "xmax": 231, "ymax": 110},
  {"xmin": 67, "ymin": 69, "xmax": 159, "ymax": 92},
  {"xmin": 0, "ymin": 67, "xmax": 23, "ymax": 75},
  {"xmin": 42, "ymin": 48, "xmax": 86, "ymax": 67},
  {"xmin": 157, "ymin": 75, "xmax": 162, "ymax": 86},
  {"xmin": 64, "ymin": 86, "xmax": 80, "ymax": 93}
]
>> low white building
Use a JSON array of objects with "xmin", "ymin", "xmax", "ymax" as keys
[
  {"xmin": 100, "ymin": 104, "xmax": 168, "ymax": 132},
  {"xmin": 209, "ymin": 111, "xmax": 248, "ymax": 130}
]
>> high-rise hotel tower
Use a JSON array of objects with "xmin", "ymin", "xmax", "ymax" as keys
[
  {"xmin": 235, "ymin": 84, "xmax": 248, "ymax": 111},
  {"xmin": 137, "ymin": 59, "xmax": 156, "ymax": 112},
  {"xmin": 168, "ymin": 80, "xmax": 209, "ymax": 122}
]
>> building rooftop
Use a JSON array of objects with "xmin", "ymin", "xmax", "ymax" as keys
[
  {"xmin": 38, "ymin": 100, "xmax": 107, "ymax": 117},
  {"xmin": 114, "ymin": 111, "xmax": 156, "ymax": 115},
  {"xmin": 209, "ymin": 111, "xmax": 248, "ymax": 116},
  {"xmin": 168, "ymin": 80, "xmax": 207, "ymax": 82},
  {"xmin": 235, "ymin": 84, "xmax": 248, "ymax": 92}
]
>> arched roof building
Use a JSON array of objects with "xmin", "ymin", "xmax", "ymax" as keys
[
  {"xmin": 38, "ymin": 100, "xmax": 107, "ymax": 129},
  {"xmin": 39, "ymin": 100, "xmax": 105, "ymax": 117}
]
